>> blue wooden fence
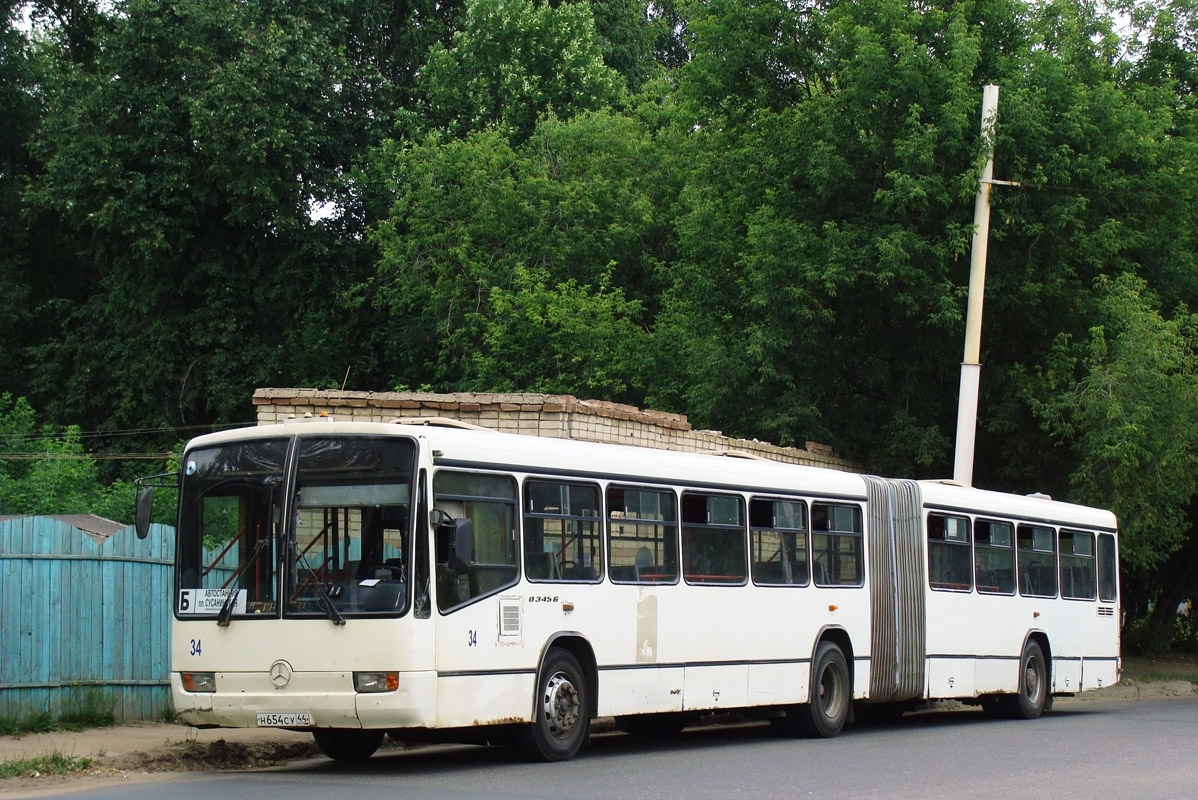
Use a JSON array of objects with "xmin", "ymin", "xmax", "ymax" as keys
[{"xmin": 0, "ymin": 517, "xmax": 176, "ymax": 722}]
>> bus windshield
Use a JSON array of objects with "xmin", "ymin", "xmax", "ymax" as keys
[
  {"xmin": 175, "ymin": 434, "xmax": 417, "ymax": 621},
  {"xmin": 286, "ymin": 436, "xmax": 416, "ymax": 619},
  {"xmin": 177, "ymin": 439, "xmax": 289, "ymax": 619}
]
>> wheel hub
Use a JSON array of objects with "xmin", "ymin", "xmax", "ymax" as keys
[
  {"xmin": 1024, "ymin": 658, "xmax": 1043, "ymax": 702},
  {"xmin": 543, "ymin": 672, "xmax": 580, "ymax": 739}
]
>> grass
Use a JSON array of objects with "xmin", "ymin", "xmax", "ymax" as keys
[
  {"xmin": 0, "ymin": 712, "xmax": 56, "ymax": 738},
  {"xmin": 58, "ymin": 688, "xmax": 117, "ymax": 731},
  {"xmin": 0, "ymin": 690, "xmax": 115, "ymax": 738},
  {"xmin": 0, "ymin": 752, "xmax": 93, "ymax": 779},
  {"xmin": 1121, "ymin": 652, "xmax": 1198, "ymax": 685}
]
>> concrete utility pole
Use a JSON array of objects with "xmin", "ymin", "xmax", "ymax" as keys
[{"xmin": 953, "ymin": 84, "xmax": 1012, "ymax": 487}]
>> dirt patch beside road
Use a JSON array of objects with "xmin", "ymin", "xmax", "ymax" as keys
[{"xmin": 0, "ymin": 722, "xmax": 320, "ymax": 796}]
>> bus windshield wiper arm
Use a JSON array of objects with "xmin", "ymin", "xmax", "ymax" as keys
[
  {"xmin": 317, "ymin": 585, "xmax": 346, "ymax": 626},
  {"xmin": 291, "ymin": 542, "xmax": 346, "ymax": 626},
  {"xmin": 216, "ymin": 539, "xmax": 270, "ymax": 627}
]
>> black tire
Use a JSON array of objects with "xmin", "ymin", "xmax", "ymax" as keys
[
  {"xmin": 1001, "ymin": 639, "xmax": 1048, "ymax": 720},
  {"xmin": 520, "ymin": 647, "xmax": 590, "ymax": 762},
  {"xmin": 312, "ymin": 728, "xmax": 385, "ymax": 762},
  {"xmin": 780, "ymin": 641, "xmax": 851, "ymax": 738}
]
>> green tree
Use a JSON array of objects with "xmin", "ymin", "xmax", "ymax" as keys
[
  {"xmin": 0, "ymin": 394, "xmax": 143, "ymax": 521},
  {"xmin": 362, "ymin": 108, "xmax": 678, "ymax": 397},
  {"xmin": 0, "ymin": 4, "xmax": 37, "ymax": 397},
  {"xmin": 339, "ymin": 0, "xmax": 466, "ymax": 109},
  {"xmin": 679, "ymin": 0, "xmax": 832, "ymax": 116},
  {"xmin": 415, "ymin": 0, "xmax": 623, "ymax": 141},
  {"xmin": 582, "ymin": 0, "xmax": 659, "ymax": 92},
  {"xmin": 24, "ymin": 0, "xmax": 393, "ymax": 455},
  {"xmin": 1115, "ymin": 0, "xmax": 1198, "ymax": 101},
  {"xmin": 975, "ymin": 0, "xmax": 1198, "ymax": 492},
  {"xmin": 655, "ymin": 0, "xmax": 984, "ymax": 464},
  {"xmin": 473, "ymin": 264, "xmax": 651, "ymax": 396},
  {"xmin": 8, "ymin": 0, "xmax": 1198, "ymax": 639},
  {"xmin": 1028, "ymin": 275, "xmax": 1198, "ymax": 649},
  {"xmin": 1030, "ymin": 275, "xmax": 1198, "ymax": 572}
]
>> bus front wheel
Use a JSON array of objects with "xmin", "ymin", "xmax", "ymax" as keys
[
  {"xmin": 520, "ymin": 647, "xmax": 590, "ymax": 762},
  {"xmin": 312, "ymin": 728, "xmax": 385, "ymax": 761}
]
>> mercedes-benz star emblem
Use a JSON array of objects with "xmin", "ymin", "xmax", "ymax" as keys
[{"xmin": 269, "ymin": 659, "xmax": 293, "ymax": 689}]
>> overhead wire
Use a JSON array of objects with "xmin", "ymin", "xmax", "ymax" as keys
[
  {"xmin": 0, "ymin": 421, "xmax": 253, "ymax": 445},
  {"xmin": 0, "ymin": 420, "xmax": 255, "ymax": 460}
]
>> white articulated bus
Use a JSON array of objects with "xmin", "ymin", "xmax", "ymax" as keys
[{"xmin": 137, "ymin": 416, "xmax": 1120, "ymax": 762}]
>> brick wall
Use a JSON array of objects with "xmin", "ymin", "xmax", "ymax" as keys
[{"xmin": 252, "ymin": 388, "xmax": 856, "ymax": 472}]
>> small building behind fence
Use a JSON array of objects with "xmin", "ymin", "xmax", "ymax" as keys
[{"xmin": 0, "ymin": 515, "xmax": 175, "ymax": 722}]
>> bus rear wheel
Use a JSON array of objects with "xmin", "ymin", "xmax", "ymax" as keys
[
  {"xmin": 780, "ymin": 641, "xmax": 850, "ymax": 738},
  {"xmin": 312, "ymin": 728, "xmax": 385, "ymax": 761},
  {"xmin": 1002, "ymin": 639, "xmax": 1048, "ymax": 720},
  {"xmin": 519, "ymin": 647, "xmax": 590, "ymax": 762}
]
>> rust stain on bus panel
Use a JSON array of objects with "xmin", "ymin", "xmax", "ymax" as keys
[{"xmin": 471, "ymin": 716, "xmax": 524, "ymax": 726}]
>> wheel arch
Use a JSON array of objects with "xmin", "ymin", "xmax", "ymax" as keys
[
  {"xmin": 813, "ymin": 625, "xmax": 856, "ymax": 694},
  {"xmin": 1023, "ymin": 629, "xmax": 1053, "ymax": 695},
  {"xmin": 1023, "ymin": 630, "xmax": 1052, "ymax": 672},
  {"xmin": 535, "ymin": 632, "xmax": 599, "ymax": 719}
]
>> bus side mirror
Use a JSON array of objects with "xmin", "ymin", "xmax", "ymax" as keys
[
  {"xmin": 435, "ymin": 515, "xmax": 473, "ymax": 571},
  {"xmin": 134, "ymin": 487, "xmax": 154, "ymax": 540}
]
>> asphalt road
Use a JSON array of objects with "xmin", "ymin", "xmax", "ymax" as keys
[{"xmin": 13, "ymin": 696, "xmax": 1198, "ymax": 800}]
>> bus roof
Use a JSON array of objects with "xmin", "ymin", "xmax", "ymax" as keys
[
  {"xmin": 186, "ymin": 419, "xmax": 1115, "ymax": 530},
  {"xmin": 188, "ymin": 419, "xmax": 868, "ymax": 500},
  {"xmin": 917, "ymin": 479, "xmax": 1117, "ymax": 531}
]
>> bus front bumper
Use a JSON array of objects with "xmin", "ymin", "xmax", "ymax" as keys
[{"xmin": 171, "ymin": 670, "xmax": 437, "ymax": 730}]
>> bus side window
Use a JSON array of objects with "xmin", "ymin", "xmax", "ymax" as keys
[
  {"xmin": 811, "ymin": 502, "xmax": 863, "ymax": 587},
  {"xmin": 927, "ymin": 513, "xmax": 971, "ymax": 591},
  {"xmin": 749, "ymin": 497, "xmax": 808, "ymax": 586},
  {"xmin": 681, "ymin": 492, "xmax": 746, "ymax": 585},
  {"xmin": 1059, "ymin": 529, "xmax": 1096, "ymax": 600},
  {"xmin": 607, "ymin": 485, "xmax": 678, "ymax": 584},
  {"xmin": 523, "ymin": 480, "xmax": 602, "ymax": 583},
  {"xmin": 1017, "ymin": 524, "xmax": 1058, "ymax": 598},
  {"xmin": 975, "ymin": 519, "xmax": 1015, "ymax": 594},
  {"xmin": 1097, "ymin": 533, "xmax": 1117, "ymax": 602},
  {"xmin": 432, "ymin": 471, "xmax": 519, "ymax": 612}
]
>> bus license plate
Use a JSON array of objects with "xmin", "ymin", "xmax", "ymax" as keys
[{"xmin": 257, "ymin": 712, "xmax": 312, "ymax": 727}]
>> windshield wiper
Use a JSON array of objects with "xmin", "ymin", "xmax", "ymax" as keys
[
  {"xmin": 290, "ymin": 541, "xmax": 346, "ymax": 626},
  {"xmin": 317, "ymin": 584, "xmax": 347, "ymax": 626},
  {"xmin": 216, "ymin": 539, "xmax": 270, "ymax": 627}
]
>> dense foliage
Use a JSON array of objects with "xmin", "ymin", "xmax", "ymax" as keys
[
  {"xmin": 2, "ymin": 0, "xmax": 1196, "ymax": 648},
  {"xmin": 0, "ymin": 394, "xmax": 138, "ymax": 520}
]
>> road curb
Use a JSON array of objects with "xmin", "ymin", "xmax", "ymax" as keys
[{"xmin": 1074, "ymin": 680, "xmax": 1197, "ymax": 700}]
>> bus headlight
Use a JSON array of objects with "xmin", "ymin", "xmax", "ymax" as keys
[
  {"xmin": 354, "ymin": 672, "xmax": 399, "ymax": 692},
  {"xmin": 181, "ymin": 672, "xmax": 216, "ymax": 693}
]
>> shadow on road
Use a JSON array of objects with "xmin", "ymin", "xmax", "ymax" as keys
[{"xmin": 271, "ymin": 701, "xmax": 1111, "ymax": 781}]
